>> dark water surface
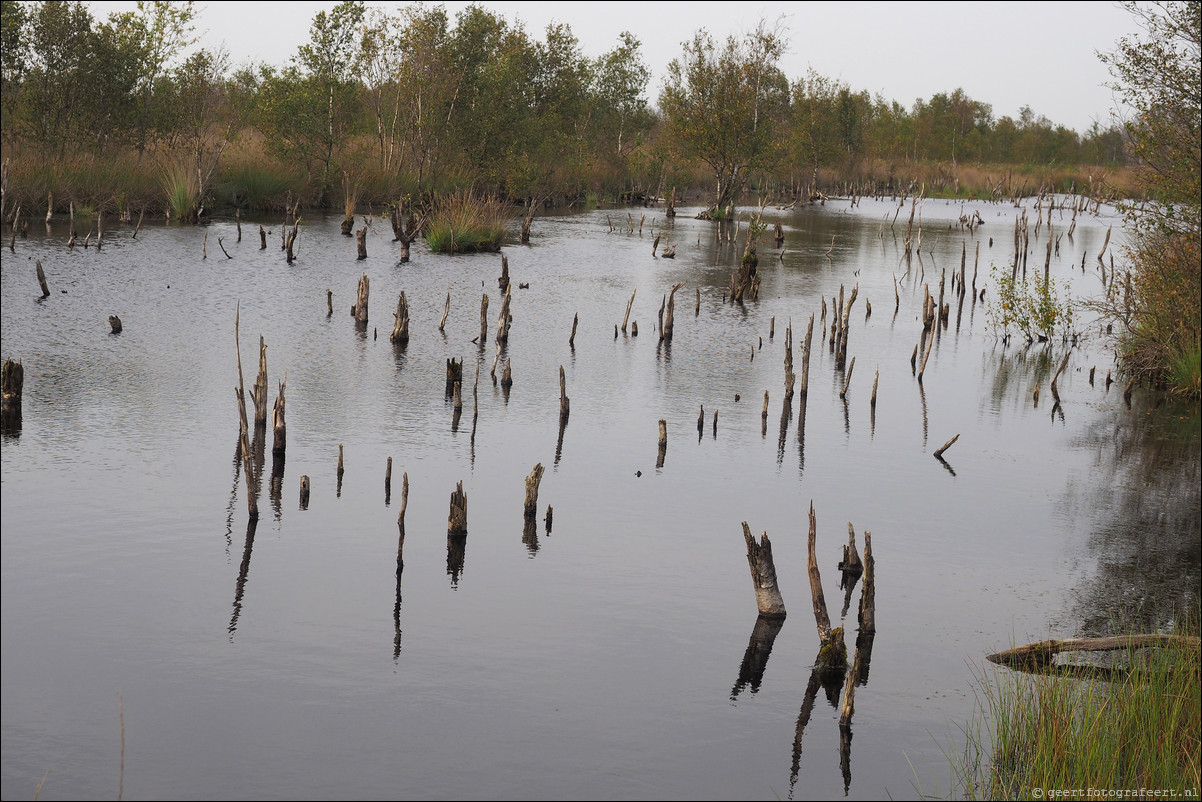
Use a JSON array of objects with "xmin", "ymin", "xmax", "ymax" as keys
[{"xmin": 2, "ymin": 197, "xmax": 1197, "ymax": 800}]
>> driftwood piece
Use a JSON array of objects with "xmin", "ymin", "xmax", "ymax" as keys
[
  {"xmin": 987, "ymin": 634, "xmax": 1199, "ymax": 671},
  {"xmin": 933, "ymin": 434, "xmax": 960, "ymax": 459},
  {"xmin": 448, "ymin": 481, "xmax": 468, "ymax": 535},
  {"xmin": 742, "ymin": 522, "xmax": 786, "ymax": 618}
]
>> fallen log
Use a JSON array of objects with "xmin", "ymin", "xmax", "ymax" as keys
[{"xmin": 987, "ymin": 634, "xmax": 1200, "ymax": 671}]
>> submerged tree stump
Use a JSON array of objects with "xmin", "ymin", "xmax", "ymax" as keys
[
  {"xmin": 356, "ymin": 227, "xmax": 367, "ymax": 260},
  {"xmin": 251, "ymin": 336, "xmax": 269, "ymax": 427},
  {"xmin": 391, "ymin": 291, "xmax": 410, "ymax": 346},
  {"xmin": 299, "ymin": 475, "xmax": 310, "ymax": 509},
  {"xmin": 271, "ymin": 377, "xmax": 286, "ymax": 457},
  {"xmin": 809, "ymin": 502, "xmax": 846, "ymax": 670},
  {"xmin": 1, "ymin": 359, "xmax": 22, "ymax": 409},
  {"xmin": 496, "ymin": 286, "xmax": 513, "ymax": 343},
  {"xmin": 109, "ymin": 315, "xmax": 122, "ymax": 334},
  {"xmin": 352, "ymin": 273, "xmax": 369, "ymax": 324},
  {"xmin": 523, "ymin": 463, "xmax": 545, "ymax": 517},
  {"xmin": 858, "ymin": 532, "xmax": 875, "ymax": 634},
  {"xmin": 559, "ymin": 365, "xmax": 570, "ymax": 421},
  {"xmin": 35, "ymin": 260, "xmax": 49, "ymax": 298},
  {"xmin": 742, "ymin": 522, "xmax": 786, "ymax": 618},
  {"xmin": 661, "ymin": 281, "xmax": 684, "ymax": 343},
  {"xmin": 448, "ymin": 481, "xmax": 468, "ymax": 535},
  {"xmin": 499, "ymin": 253, "xmax": 510, "ymax": 292},
  {"xmin": 622, "ymin": 289, "xmax": 636, "ymax": 334},
  {"xmin": 446, "ymin": 358, "xmax": 462, "ymax": 396}
]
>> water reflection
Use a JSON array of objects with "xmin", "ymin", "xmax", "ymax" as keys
[
  {"xmin": 228, "ymin": 517, "xmax": 258, "ymax": 639},
  {"xmin": 447, "ymin": 534, "xmax": 467, "ymax": 587},
  {"xmin": 1066, "ymin": 396, "xmax": 1201, "ymax": 634},
  {"xmin": 730, "ymin": 615, "xmax": 784, "ymax": 699}
]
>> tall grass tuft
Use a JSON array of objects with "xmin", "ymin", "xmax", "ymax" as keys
[
  {"xmin": 953, "ymin": 621, "xmax": 1201, "ymax": 800},
  {"xmin": 425, "ymin": 191, "xmax": 510, "ymax": 254},
  {"xmin": 159, "ymin": 164, "xmax": 200, "ymax": 222}
]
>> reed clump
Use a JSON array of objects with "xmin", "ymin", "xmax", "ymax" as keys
[
  {"xmin": 425, "ymin": 192, "xmax": 510, "ymax": 254},
  {"xmin": 953, "ymin": 619, "xmax": 1201, "ymax": 800}
]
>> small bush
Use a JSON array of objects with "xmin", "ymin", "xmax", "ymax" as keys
[{"xmin": 987, "ymin": 265, "xmax": 1074, "ymax": 342}]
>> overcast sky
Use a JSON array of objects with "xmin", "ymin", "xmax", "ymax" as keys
[{"xmin": 84, "ymin": 1, "xmax": 1140, "ymax": 133}]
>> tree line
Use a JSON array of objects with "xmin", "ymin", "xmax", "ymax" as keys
[{"xmin": 1, "ymin": 0, "xmax": 1133, "ymax": 218}]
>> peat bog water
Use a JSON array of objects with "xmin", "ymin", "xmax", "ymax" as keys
[{"xmin": 2, "ymin": 196, "xmax": 1198, "ymax": 801}]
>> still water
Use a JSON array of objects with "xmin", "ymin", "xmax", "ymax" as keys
[{"xmin": 2, "ymin": 196, "xmax": 1198, "ymax": 800}]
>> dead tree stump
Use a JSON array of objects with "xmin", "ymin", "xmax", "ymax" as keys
[
  {"xmin": 809, "ymin": 502, "xmax": 846, "ymax": 670},
  {"xmin": 272, "ymin": 378, "xmax": 286, "ymax": 457},
  {"xmin": 352, "ymin": 273, "xmax": 369, "ymax": 324},
  {"xmin": 299, "ymin": 475, "xmax": 310, "ymax": 509},
  {"xmin": 109, "ymin": 315, "xmax": 123, "ymax": 334},
  {"xmin": 250, "ymin": 336, "xmax": 269, "ymax": 427},
  {"xmin": 448, "ymin": 481, "xmax": 468, "ymax": 535},
  {"xmin": 741, "ymin": 522, "xmax": 786, "ymax": 618},
  {"xmin": 661, "ymin": 282, "xmax": 684, "ymax": 343},
  {"xmin": 391, "ymin": 291, "xmax": 410, "ymax": 346},
  {"xmin": 356, "ymin": 227, "xmax": 367, "ymax": 260},
  {"xmin": 498, "ymin": 254, "xmax": 510, "ymax": 292},
  {"xmin": 524, "ymin": 463, "xmax": 545, "ymax": 517},
  {"xmin": 1, "ymin": 359, "xmax": 22, "ymax": 410},
  {"xmin": 559, "ymin": 366, "xmax": 570, "ymax": 421},
  {"xmin": 35, "ymin": 260, "xmax": 49, "ymax": 298}
]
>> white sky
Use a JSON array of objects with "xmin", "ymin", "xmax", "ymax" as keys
[{"xmin": 84, "ymin": 0, "xmax": 1140, "ymax": 133}]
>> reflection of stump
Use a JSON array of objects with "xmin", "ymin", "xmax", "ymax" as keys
[
  {"xmin": 742, "ymin": 522, "xmax": 786, "ymax": 618},
  {"xmin": 731, "ymin": 615, "xmax": 785, "ymax": 698},
  {"xmin": 448, "ymin": 481, "xmax": 468, "ymax": 535},
  {"xmin": 446, "ymin": 534, "xmax": 466, "ymax": 586},
  {"xmin": 1, "ymin": 359, "xmax": 22, "ymax": 437}
]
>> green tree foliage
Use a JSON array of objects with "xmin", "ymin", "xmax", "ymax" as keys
[
  {"xmin": 1097, "ymin": 1, "xmax": 1201, "ymax": 396},
  {"xmin": 660, "ymin": 21, "xmax": 790, "ymax": 214}
]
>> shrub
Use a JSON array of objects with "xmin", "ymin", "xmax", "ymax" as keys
[{"xmin": 424, "ymin": 192, "xmax": 510, "ymax": 254}]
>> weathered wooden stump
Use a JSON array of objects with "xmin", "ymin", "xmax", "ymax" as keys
[
  {"xmin": 479, "ymin": 294, "xmax": 489, "ymax": 343},
  {"xmin": 271, "ymin": 378, "xmax": 286, "ymax": 457},
  {"xmin": 1, "ymin": 359, "xmax": 22, "ymax": 412},
  {"xmin": 390, "ymin": 291, "xmax": 410, "ymax": 346},
  {"xmin": 109, "ymin": 315, "xmax": 123, "ymax": 334},
  {"xmin": 559, "ymin": 366, "xmax": 570, "ymax": 421},
  {"xmin": 496, "ymin": 286, "xmax": 512, "ymax": 344},
  {"xmin": 661, "ymin": 282, "xmax": 684, "ymax": 343},
  {"xmin": 299, "ymin": 475, "xmax": 310, "ymax": 509},
  {"xmin": 498, "ymin": 253, "xmax": 510, "ymax": 292},
  {"xmin": 657, "ymin": 419, "xmax": 667, "ymax": 468},
  {"xmin": 446, "ymin": 358, "xmax": 462, "ymax": 396},
  {"xmin": 569, "ymin": 313, "xmax": 578, "ymax": 347},
  {"xmin": 622, "ymin": 289, "xmax": 636, "ymax": 334},
  {"xmin": 808, "ymin": 502, "xmax": 846, "ymax": 671},
  {"xmin": 742, "ymin": 522, "xmax": 786, "ymax": 618},
  {"xmin": 352, "ymin": 273, "xmax": 369, "ymax": 324},
  {"xmin": 523, "ymin": 463, "xmax": 545, "ymax": 517},
  {"xmin": 356, "ymin": 227, "xmax": 367, "ymax": 260},
  {"xmin": 448, "ymin": 481, "xmax": 468, "ymax": 535},
  {"xmin": 250, "ymin": 336, "xmax": 269, "ymax": 427},
  {"xmin": 35, "ymin": 260, "xmax": 49, "ymax": 298}
]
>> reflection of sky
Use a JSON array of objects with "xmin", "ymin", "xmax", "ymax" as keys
[{"xmin": 2, "ymin": 200, "xmax": 1189, "ymax": 801}]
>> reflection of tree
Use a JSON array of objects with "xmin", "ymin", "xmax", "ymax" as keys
[
  {"xmin": 984, "ymin": 342, "xmax": 1057, "ymax": 409},
  {"xmin": 1066, "ymin": 396, "xmax": 1200, "ymax": 634}
]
